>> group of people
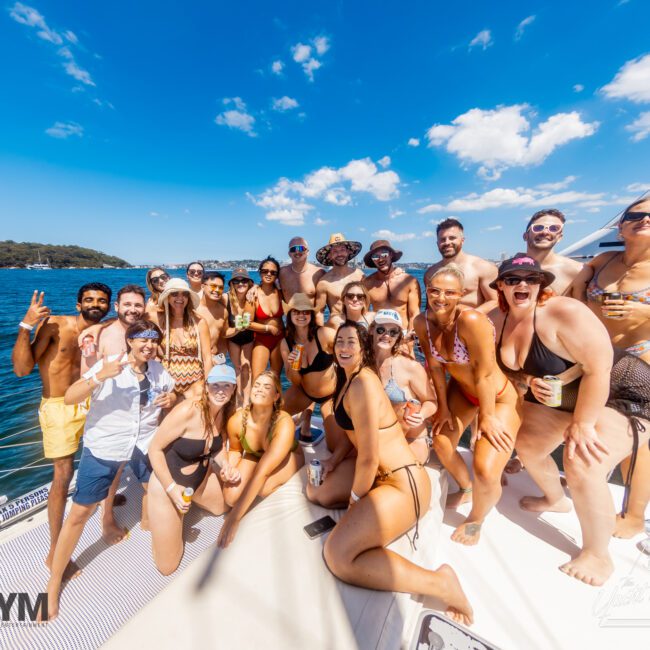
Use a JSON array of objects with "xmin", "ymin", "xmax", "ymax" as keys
[{"xmin": 11, "ymin": 201, "xmax": 650, "ymax": 627}]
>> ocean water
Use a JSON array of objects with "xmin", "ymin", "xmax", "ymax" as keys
[{"xmin": 0, "ymin": 267, "xmax": 428, "ymax": 501}]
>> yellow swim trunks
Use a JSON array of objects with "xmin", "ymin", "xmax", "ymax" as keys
[{"xmin": 38, "ymin": 397, "xmax": 88, "ymax": 459}]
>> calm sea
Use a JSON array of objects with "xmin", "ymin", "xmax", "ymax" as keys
[{"xmin": 0, "ymin": 267, "xmax": 428, "ymax": 501}]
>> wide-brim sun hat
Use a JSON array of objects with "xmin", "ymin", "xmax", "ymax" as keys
[
  {"xmin": 374, "ymin": 309, "xmax": 403, "ymax": 327},
  {"xmin": 489, "ymin": 253, "xmax": 555, "ymax": 289},
  {"xmin": 228, "ymin": 268, "xmax": 253, "ymax": 285},
  {"xmin": 282, "ymin": 292, "xmax": 316, "ymax": 315},
  {"xmin": 363, "ymin": 239, "xmax": 403, "ymax": 268},
  {"xmin": 207, "ymin": 364, "xmax": 237, "ymax": 385},
  {"xmin": 316, "ymin": 233, "xmax": 362, "ymax": 266},
  {"xmin": 157, "ymin": 277, "xmax": 200, "ymax": 309}
]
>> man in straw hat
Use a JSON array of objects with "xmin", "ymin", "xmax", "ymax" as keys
[
  {"xmin": 363, "ymin": 239, "xmax": 421, "ymax": 342},
  {"xmin": 314, "ymin": 233, "xmax": 364, "ymax": 316}
]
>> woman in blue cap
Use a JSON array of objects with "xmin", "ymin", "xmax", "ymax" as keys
[{"xmin": 147, "ymin": 363, "xmax": 239, "ymax": 575}]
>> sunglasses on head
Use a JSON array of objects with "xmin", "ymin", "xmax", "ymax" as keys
[
  {"xmin": 502, "ymin": 275, "xmax": 543, "ymax": 286},
  {"xmin": 151, "ymin": 273, "xmax": 169, "ymax": 283},
  {"xmin": 345, "ymin": 292, "xmax": 365, "ymax": 300},
  {"xmin": 260, "ymin": 268, "xmax": 278, "ymax": 276},
  {"xmin": 621, "ymin": 211, "xmax": 650, "ymax": 223},
  {"xmin": 289, "ymin": 245, "xmax": 307, "ymax": 253},
  {"xmin": 530, "ymin": 224, "xmax": 563, "ymax": 234},
  {"xmin": 376, "ymin": 326, "xmax": 400, "ymax": 337}
]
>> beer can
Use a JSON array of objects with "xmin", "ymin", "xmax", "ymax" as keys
[
  {"xmin": 235, "ymin": 314, "xmax": 243, "ymax": 329},
  {"xmin": 404, "ymin": 399, "xmax": 421, "ymax": 418},
  {"xmin": 291, "ymin": 344, "xmax": 304, "ymax": 371},
  {"xmin": 242, "ymin": 312, "xmax": 251, "ymax": 328},
  {"xmin": 602, "ymin": 291, "xmax": 623, "ymax": 319},
  {"xmin": 181, "ymin": 487, "xmax": 194, "ymax": 503},
  {"xmin": 543, "ymin": 376, "xmax": 562, "ymax": 408},
  {"xmin": 308, "ymin": 459, "xmax": 322, "ymax": 487}
]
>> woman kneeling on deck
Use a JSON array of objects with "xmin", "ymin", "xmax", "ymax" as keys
[
  {"xmin": 414, "ymin": 264, "xmax": 520, "ymax": 545},
  {"xmin": 217, "ymin": 371, "xmax": 304, "ymax": 547},
  {"xmin": 306, "ymin": 322, "xmax": 473, "ymax": 626},
  {"xmin": 147, "ymin": 364, "xmax": 238, "ymax": 575},
  {"xmin": 492, "ymin": 253, "xmax": 650, "ymax": 586}
]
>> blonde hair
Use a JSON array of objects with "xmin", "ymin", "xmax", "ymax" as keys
[{"xmin": 429, "ymin": 263, "xmax": 465, "ymax": 288}]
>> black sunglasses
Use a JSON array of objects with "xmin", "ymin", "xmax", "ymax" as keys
[
  {"xmin": 151, "ymin": 274, "xmax": 169, "ymax": 283},
  {"xmin": 260, "ymin": 268, "xmax": 278, "ymax": 276},
  {"xmin": 502, "ymin": 275, "xmax": 543, "ymax": 286},
  {"xmin": 376, "ymin": 326, "xmax": 401, "ymax": 337},
  {"xmin": 621, "ymin": 211, "xmax": 650, "ymax": 223}
]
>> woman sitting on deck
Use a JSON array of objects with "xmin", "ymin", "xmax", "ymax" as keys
[
  {"xmin": 305, "ymin": 321, "xmax": 473, "ymax": 626},
  {"xmin": 217, "ymin": 371, "xmax": 304, "ymax": 547},
  {"xmin": 371, "ymin": 309, "xmax": 437, "ymax": 463},
  {"xmin": 492, "ymin": 253, "xmax": 650, "ymax": 586},
  {"xmin": 413, "ymin": 264, "xmax": 520, "ymax": 546},
  {"xmin": 147, "ymin": 364, "xmax": 239, "ymax": 575}
]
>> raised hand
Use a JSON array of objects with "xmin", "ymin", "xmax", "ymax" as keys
[
  {"xmin": 23, "ymin": 290, "xmax": 50, "ymax": 326},
  {"xmin": 96, "ymin": 352, "xmax": 128, "ymax": 381}
]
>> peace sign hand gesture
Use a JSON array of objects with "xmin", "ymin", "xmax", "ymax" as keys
[
  {"xmin": 96, "ymin": 352, "xmax": 128, "ymax": 381},
  {"xmin": 23, "ymin": 291, "xmax": 50, "ymax": 327}
]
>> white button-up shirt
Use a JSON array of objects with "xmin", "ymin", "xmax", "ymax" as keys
[{"xmin": 82, "ymin": 355, "xmax": 175, "ymax": 461}]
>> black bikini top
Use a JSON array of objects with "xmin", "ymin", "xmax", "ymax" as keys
[
  {"xmin": 334, "ymin": 369, "xmax": 362, "ymax": 430},
  {"xmin": 286, "ymin": 330, "xmax": 334, "ymax": 375}
]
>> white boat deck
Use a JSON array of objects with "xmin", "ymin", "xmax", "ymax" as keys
[{"xmin": 0, "ymin": 447, "xmax": 648, "ymax": 649}]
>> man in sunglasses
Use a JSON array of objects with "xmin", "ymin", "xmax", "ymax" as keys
[
  {"xmin": 424, "ymin": 218, "xmax": 498, "ymax": 313},
  {"xmin": 278, "ymin": 237, "xmax": 326, "ymax": 308},
  {"xmin": 524, "ymin": 209, "xmax": 584, "ymax": 295},
  {"xmin": 196, "ymin": 271, "xmax": 229, "ymax": 360}
]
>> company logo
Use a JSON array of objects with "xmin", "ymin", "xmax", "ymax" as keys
[{"xmin": 0, "ymin": 592, "xmax": 48, "ymax": 624}]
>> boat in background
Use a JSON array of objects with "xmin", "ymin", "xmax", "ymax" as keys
[{"xmin": 26, "ymin": 251, "xmax": 52, "ymax": 270}]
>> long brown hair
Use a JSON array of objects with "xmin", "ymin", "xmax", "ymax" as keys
[
  {"xmin": 198, "ymin": 382, "xmax": 237, "ymax": 442},
  {"xmin": 333, "ymin": 321, "xmax": 377, "ymax": 401},
  {"xmin": 242, "ymin": 370, "xmax": 284, "ymax": 438},
  {"xmin": 146, "ymin": 267, "xmax": 166, "ymax": 300},
  {"xmin": 285, "ymin": 309, "xmax": 319, "ymax": 346}
]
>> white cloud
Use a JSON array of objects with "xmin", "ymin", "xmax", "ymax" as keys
[
  {"xmin": 250, "ymin": 157, "xmax": 401, "ymax": 225},
  {"xmin": 515, "ymin": 15, "xmax": 535, "ymax": 41},
  {"xmin": 536, "ymin": 175, "xmax": 577, "ymax": 191},
  {"xmin": 271, "ymin": 60, "xmax": 284, "ymax": 75},
  {"xmin": 626, "ymin": 111, "xmax": 650, "ymax": 142},
  {"xmin": 9, "ymin": 3, "xmax": 95, "ymax": 86},
  {"xmin": 149, "ymin": 211, "xmax": 159, "ymax": 217},
  {"xmin": 573, "ymin": 84, "xmax": 584, "ymax": 93},
  {"xmin": 602, "ymin": 54, "xmax": 650, "ymax": 103},
  {"xmin": 484, "ymin": 225, "xmax": 503, "ymax": 231},
  {"xmin": 389, "ymin": 207, "xmax": 405, "ymax": 219},
  {"xmin": 272, "ymin": 96, "xmax": 299, "ymax": 112},
  {"xmin": 314, "ymin": 217, "xmax": 329, "ymax": 226},
  {"xmin": 421, "ymin": 230, "xmax": 436, "ymax": 238},
  {"xmin": 426, "ymin": 104, "xmax": 598, "ymax": 179},
  {"xmin": 469, "ymin": 29, "xmax": 493, "ymax": 51},
  {"xmin": 626, "ymin": 182, "xmax": 650, "ymax": 193},
  {"xmin": 566, "ymin": 219, "xmax": 588, "ymax": 224},
  {"xmin": 407, "ymin": 137, "xmax": 420, "ymax": 147},
  {"xmin": 371, "ymin": 229, "xmax": 416, "ymax": 242},
  {"xmin": 45, "ymin": 121, "xmax": 83, "ymax": 139},
  {"xmin": 291, "ymin": 36, "xmax": 330, "ymax": 81},
  {"xmin": 417, "ymin": 185, "xmax": 633, "ymax": 214},
  {"xmin": 215, "ymin": 97, "xmax": 256, "ymax": 136},
  {"xmin": 377, "ymin": 155, "xmax": 391, "ymax": 168}
]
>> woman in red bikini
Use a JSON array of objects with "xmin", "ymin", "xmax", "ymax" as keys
[
  {"xmin": 413, "ymin": 263, "xmax": 520, "ymax": 546},
  {"xmin": 250, "ymin": 256, "xmax": 284, "ymax": 380}
]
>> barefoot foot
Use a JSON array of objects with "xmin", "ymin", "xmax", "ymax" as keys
[
  {"xmin": 613, "ymin": 513, "xmax": 645, "ymax": 539},
  {"xmin": 559, "ymin": 551, "xmax": 614, "ymax": 586},
  {"xmin": 504, "ymin": 456, "xmax": 524, "ymax": 474},
  {"xmin": 38, "ymin": 579, "xmax": 61, "ymax": 622},
  {"xmin": 451, "ymin": 521, "xmax": 482, "ymax": 546},
  {"xmin": 519, "ymin": 495, "xmax": 572, "ymax": 513},
  {"xmin": 446, "ymin": 487, "xmax": 472, "ymax": 509},
  {"xmin": 101, "ymin": 520, "xmax": 129, "ymax": 545},
  {"xmin": 436, "ymin": 564, "xmax": 474, "ymax": 626}
]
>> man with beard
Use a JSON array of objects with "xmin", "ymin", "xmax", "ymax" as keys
[
  {"xmin": 363, "ymin": 239, "xmax": 421, "ymax": 338},
  {"xmin": 424, "ymin": 218, "xmax": 498, "ymax": 313},
  {"xmin": 12, "ymin": 282, "xmax": 111, "ymax": 579},
  {"xmin": 523, "ymin": 209, "xmax": 584, "ymax": 295},
  {"xmin": 278, "ymin": 236, "xmax": 326, "ymax": 304},
  {"xmin": 196, "ymin": 271, "xmax": 229, "ymax": 359},
  {"xmin": 314, "ymin": 233, "xmax": 364, "ymax": 317}
]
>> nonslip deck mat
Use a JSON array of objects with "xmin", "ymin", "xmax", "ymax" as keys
[{"xmin": 0, "ymin": 470, "xmax": 224, "ymax": 650}]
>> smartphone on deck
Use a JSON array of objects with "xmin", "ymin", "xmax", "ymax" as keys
[{"xmin": 303, "ymin": 515, "xmax": 336, "ymax": 539}]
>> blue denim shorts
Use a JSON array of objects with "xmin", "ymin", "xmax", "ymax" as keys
[{"xmin": 73, "ymin": 445, "xmax": 151, "ymax": 505}]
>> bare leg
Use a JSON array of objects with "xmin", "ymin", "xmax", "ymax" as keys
[
  {"xmin": 240, "ymin": 342, "xmax": 253, "ymax": 405},
  {"xmin": 147, "ymin": 474, "xmax": 184, "ymax": 576},
  {"xmin": 269, "ymin": 343, "xmax": 284, "ymax": 376},
  {"xmin": 193, "ymin": 468, "xmax": 228, "ymax": 516},
  {"xmin": 43, "ymin": 502, "xmax": 96, "ymax": 620},
  {"xmin": 101, "ymin": 463, "xmax": 128, "ymax": 543},
  {"xmin": 251, "ymin": 343, "xmax": 270, "ymax": 381},
  {"xmin": 45, "ymin": 455, "xmax": 81, "ymax": 580},
  {"xmin": 306, "ymin": 457, "xmax": 356, "ymax": 508},
  {"xmin": 614, "ymin": 444, "xmax": 650, "ymax": 538},
  {"xmin": 140, "ymin": 484, "xmax": 150, "ymax": 531},
  {"xmin": 515, "ymin": 402, "xmax": 572, "ymax": 513},
  {"xmin": 259, "ymin": 449, "xmax": 304, "ymax": 496}
]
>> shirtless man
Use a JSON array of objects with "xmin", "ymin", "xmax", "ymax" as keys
[
  {"xmin": 196, "ymin": 271, "xmax": 229, "ymax": 359},
  {"xmin": 424, "ymin": 218, "xmax": 498, "ymax": 313},
  {"xmin": 314, "ymin": 233, "xmax": 364, "ymax": 317},
  {"xmin": 12, "ymin": 283, "xmax": 111, "ymax": 578},
  {"xmin": 363, "ymin": 239, "xmax": 421, "ymax": 336},
  {"xmin": 278, "ymin": 237, "xmax": 326, "ymax": 303},
  {"xmin": 524, "ymin": 209, "xmax": 584, "ymax": 295}
]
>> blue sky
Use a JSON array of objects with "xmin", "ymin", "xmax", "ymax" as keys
[{"xmin": 1, "ymin": 0, "xmax": 649, "ymax": 264}]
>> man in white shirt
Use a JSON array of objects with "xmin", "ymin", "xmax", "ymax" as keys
[{"xmin": 42, "ymin": 319, "xmax": 175, "ymax": 621}]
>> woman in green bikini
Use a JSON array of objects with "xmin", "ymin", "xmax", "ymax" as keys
[{"xmin": 217, "ymin": 371, "xmax": 304, "ymax": 547}]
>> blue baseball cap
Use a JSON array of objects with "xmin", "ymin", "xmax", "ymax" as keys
[{"xmin": 207, "ymin": 364, "xmax": 237, "ymax": 385}]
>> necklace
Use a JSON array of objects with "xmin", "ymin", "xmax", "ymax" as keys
[{"xmin": 290, "ymin": 264, "xmax": 308, "ymax": 275}]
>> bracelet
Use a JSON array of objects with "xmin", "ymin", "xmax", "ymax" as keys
[
  {"xmin": 350, "ymin": 490, "xmax": 361, "ymax": 503},
  {"xmin": 265, "ymin": 324, "xmax": 269, "ymax": 332},
  {"xmin": 19, "ymin": 321, "xmax": 34, "ymax": 331},
  {"xmin": 92, "ymin": 374, "xmax": 103, "ymax": 387},
  {"xmin": 166, "ymin": 481, "xmax": 177, "ymax": 494}
]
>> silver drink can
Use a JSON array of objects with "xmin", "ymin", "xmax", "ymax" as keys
[
  {"xmin": 543, "ymin": 375, "xmax": 562, "ymax": 408},
  {"xmin": 308, "ymin": 459, "xmax": 322, "ymax": 486}
]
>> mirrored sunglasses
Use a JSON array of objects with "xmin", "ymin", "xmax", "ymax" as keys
[{"xmin": 289, "ymin": 245, "xmax": 307, "ymax": 253}]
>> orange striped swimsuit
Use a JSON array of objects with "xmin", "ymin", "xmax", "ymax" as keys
[{"xmin": 162, "ymin": 326, "xmax": 203, "ymax": 393}]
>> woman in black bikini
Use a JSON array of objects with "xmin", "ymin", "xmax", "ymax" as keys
[
  {"xmin": 306, "ymin": 322, "xmax": 473, "ymax": 626},
  {"xmin": 279, "ymin": 293, "xmax": 339, "ymax": 448},
  {"xmin": 147, "ymin": 364, "xmax": 239, "ymax": 575},
  {"xmin": 492, "ymin": 253, "xmax": 650, "ymax": 586},
  {"xmin": 218, "ymin": 371, "xmax": 304, "ymax": 547},
  {"xmin": 413, "ymin": 264, "xmax": 520, "ymax": 545}
]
